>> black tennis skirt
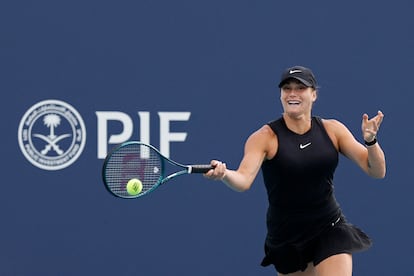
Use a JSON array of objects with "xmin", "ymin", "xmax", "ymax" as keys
[{"xmin": 261, "ymin": 215, "xmax": 372, "ymax": 274}]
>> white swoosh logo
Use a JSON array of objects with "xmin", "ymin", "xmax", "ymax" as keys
[
  {"xmin": 300, "ymin": 142, "xmax": 312, "ymax": 149},
  {"xmin": 289, "ymin": 70, "xmax": 302, "ymax": 74}
]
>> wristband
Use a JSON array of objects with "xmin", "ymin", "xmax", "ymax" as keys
[{"xmin": 364, "ymin": 138, "xmax": 377, "ymax": 146}]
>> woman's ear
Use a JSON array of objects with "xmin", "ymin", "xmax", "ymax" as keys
[{"xmin": 312, "ymin": 89, "xmax": 318, "ymax": 102}]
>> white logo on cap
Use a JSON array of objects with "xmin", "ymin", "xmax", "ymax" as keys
[{"xmin": 289, "ymin": 70, "xmax": 302, "ymax": 74}]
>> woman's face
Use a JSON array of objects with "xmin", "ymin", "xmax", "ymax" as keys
[{"xmin": 280, "ymin": 79, "xmax": 317, "ymax": 118}]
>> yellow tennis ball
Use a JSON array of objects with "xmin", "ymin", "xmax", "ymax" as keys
[{"xmin": 126, "ymin": 178, "xmax": 143, "ymax": 195}]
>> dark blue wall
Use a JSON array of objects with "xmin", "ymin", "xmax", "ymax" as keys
[{"xmin": 2, "ymin": 1, "xmax": 412, "ymax": 275}]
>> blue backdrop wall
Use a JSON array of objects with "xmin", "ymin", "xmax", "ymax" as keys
[{"xmin": 1, "ymin": 1, "xmax": 413, "ymax": 275}]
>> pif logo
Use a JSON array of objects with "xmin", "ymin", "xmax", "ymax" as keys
[{"xmin": 18, "ymin": 99, "xmax": 86, "ymax": 170}]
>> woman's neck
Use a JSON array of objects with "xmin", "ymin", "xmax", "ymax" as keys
[{"xmin": 282, "ymin": 113, "xmax": 312, "ymax": 134}]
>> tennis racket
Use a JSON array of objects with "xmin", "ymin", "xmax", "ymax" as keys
[{"xmin": 102, "ymin": 141, "xmax": 213, "ymax": 199}]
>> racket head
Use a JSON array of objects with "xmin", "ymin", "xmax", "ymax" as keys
[{"xmin": 102, "ymin": 141, "xmax": 164, "ymax": 199}]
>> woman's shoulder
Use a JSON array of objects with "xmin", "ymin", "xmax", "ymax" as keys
[
  {"xmin": 252, "ymin": 124, "xmax": 277, "ymax": 139},
  {"xmin": 248, "ymin": 124, "xmax": 278, "ymax": 159},
  {"xmin": 319, "ymin": 117, "xmax": 347, "ymax": 130},
  {"xmin": 319, "ymin": 117, "xmax": 352, "ymax": 149}
]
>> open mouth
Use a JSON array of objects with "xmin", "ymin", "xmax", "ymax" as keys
[{"xmin": 287, "ymin": 100, "xmax": 301, "ymax": 105}]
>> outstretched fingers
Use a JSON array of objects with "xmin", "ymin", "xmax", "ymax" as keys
[{"xmin": 362, "ymin": 110, "xmax": 384, "ymax": 142}]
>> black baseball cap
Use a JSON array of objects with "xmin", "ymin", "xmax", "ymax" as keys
[{"xmin": 278, "ymin": 66, "xmax": 317, "ymax": 88}]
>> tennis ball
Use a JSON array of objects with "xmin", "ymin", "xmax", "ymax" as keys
[{"xmin": 126, "ymin": 178, "xmax": 143, "ymax": 195}]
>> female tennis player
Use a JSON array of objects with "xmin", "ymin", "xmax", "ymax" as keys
[{"xmin": 205, "ymin": 65, "xmax": 386, "ymax": 276}]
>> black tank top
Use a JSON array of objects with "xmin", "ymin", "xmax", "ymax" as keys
[{"xmin": 261, "ymin": 116, "xmax": 341, "ymax": 245}]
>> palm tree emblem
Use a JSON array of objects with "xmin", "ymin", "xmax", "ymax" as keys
[{"xmin": 33, "ymin": 114, "xmax": 71, "ymax": 155}]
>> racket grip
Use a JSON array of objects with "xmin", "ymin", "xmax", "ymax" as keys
[{"xmin": 190, "ymin": 165, "xmax": 214, "ymax": 174}]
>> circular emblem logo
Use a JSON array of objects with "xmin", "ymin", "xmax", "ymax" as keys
[{"xmin": 18, "ymin": 99, "xmax": 87, "ymax": 170}]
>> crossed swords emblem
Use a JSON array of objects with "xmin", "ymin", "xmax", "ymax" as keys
[{"xmin": 33, "ymin": 114, "xmax": 71, "ymax": 155}]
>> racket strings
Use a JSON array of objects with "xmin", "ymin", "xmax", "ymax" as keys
[{"xmin": 104, "ymin": 144, "xmax": 162, "ymax": 198}]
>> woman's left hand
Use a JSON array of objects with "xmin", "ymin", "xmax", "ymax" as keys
[{"xmin": 362, "ymin": 110, "xmax": 384, "ymax": 142}]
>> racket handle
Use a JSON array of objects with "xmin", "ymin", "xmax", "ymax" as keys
[{"xmin": 190, "ymin": 165, "xmax": 214, "ymax": 174}]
